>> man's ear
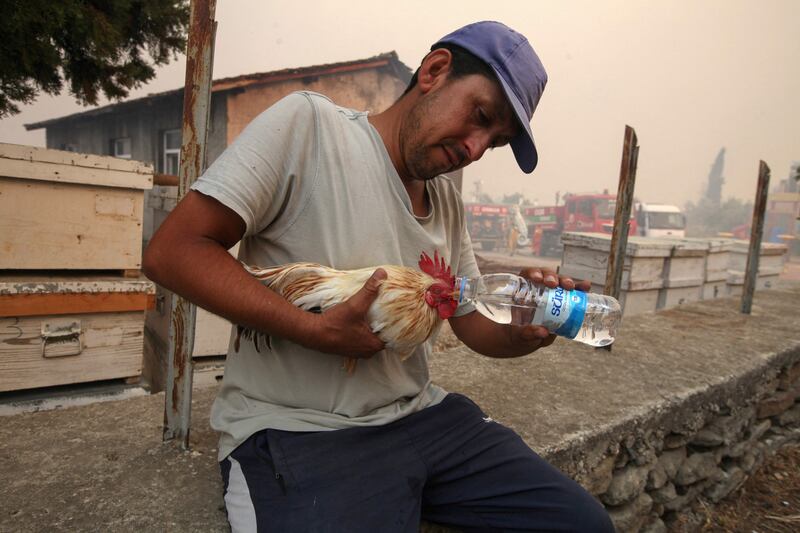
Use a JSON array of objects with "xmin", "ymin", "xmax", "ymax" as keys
[{"xmin": 417, "ymin": 48, "xmax": 453, "ymax": 94}]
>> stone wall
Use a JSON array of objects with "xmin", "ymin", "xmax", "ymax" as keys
[{"xmin": 571, "ymin": 361, "xmax": 800, "ymax": 532}]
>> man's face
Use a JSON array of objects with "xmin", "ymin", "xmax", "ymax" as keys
[{"xmin": 400, "ymin": 73, "xmax": 520, "ymax": 181}]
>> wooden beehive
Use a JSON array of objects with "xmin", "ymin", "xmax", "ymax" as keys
[
  {"xmin": 699, "ymin": 238, "xmax": 733, "ymax": 300},
  {"xmin": 655, "ymin": 238, "xmax": 707, "ymax": 309},
  {"xmin": 727, "ymin": 240, "xmax": 788, "ymax": 273},
  {"xmin": 0, "ymin": 143, "xmax": 153, "ymax": 271},
  {"xmin": 560, "ymin": 232, "xmax": 672, "ymax": 316},
  {"xmin": 0, "ymin": 275, "xmax": 155, "ymax": 392},
  {"xmin": 726, "ymin": 240, "xmax": 787, "ymax": 296}
]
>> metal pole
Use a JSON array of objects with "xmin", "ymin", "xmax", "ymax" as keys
[
  {"xmin": 163, "ymin": 0, "xmax": 217, "ymax": 449},
  {"xmin": 602, "ymin": 126, "xmax": 639, "ymax": 351},
  {"xmin": 741, "ymin": 161, "xmax": 770, "ymax": 314}
]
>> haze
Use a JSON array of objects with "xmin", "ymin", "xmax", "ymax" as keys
[{"xmin": 1, "ymin": 0, "xmax": 798, "ymax": 208}]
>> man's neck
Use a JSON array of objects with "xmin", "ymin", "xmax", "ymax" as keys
[{"xmin": 369, "ymin": 101, "xmax": 429, "ymax": 217}]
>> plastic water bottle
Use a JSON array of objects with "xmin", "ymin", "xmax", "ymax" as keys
[{"xmin": 455, "ymin": 273, "xmax": 622, "ymax": 347}]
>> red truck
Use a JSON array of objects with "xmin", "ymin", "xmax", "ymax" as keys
[
  {"xmin": 466, "ymin": 193, "xmax": 637, "ymax": 256},
  {"xmin": 464, "ymin": 203, "xmax": 512, "ymax": 252}
]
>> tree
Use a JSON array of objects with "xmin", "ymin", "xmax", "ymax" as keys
[
  {"xmin": 704, "ymin": 147, "xmax": 726, "ymax": 206},
  {"xmin": 684, "ymin": 197, "xmax": 753, "ymax": 237},
  {"xmin": 0, "ymin": 0, "xmax": 189, "ymax": 117}
]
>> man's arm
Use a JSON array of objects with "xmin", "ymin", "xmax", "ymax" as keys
[
  {"xmin": 142, "ymin": 190, "xmax": 386, "ymax": 359},
  {"xmin": 449, "ymin": 268, "xmax": 591, "ymax": 358}
]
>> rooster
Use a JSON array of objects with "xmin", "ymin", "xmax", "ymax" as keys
[{"xmin": 234, "ymin": 251, "xmax": 458, "ymax": 373}]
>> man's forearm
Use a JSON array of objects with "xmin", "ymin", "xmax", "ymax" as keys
[
  {"xmin": 143, "ymin": 236, "xmax": 314, "ymax": 345},
  {"xmin": 448, "ymin": 311, "xmax": 554, "ymax": 358}
]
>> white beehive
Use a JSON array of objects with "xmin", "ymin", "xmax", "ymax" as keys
[{"xmin": 560, "ymin": 232, "xmax": 672, "ymax": 316}]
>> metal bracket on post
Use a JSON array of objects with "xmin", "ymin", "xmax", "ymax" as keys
[
  {"xmin": 163, "ymin": 0, "xmax": 217, "ymax": 449},
  {"xmin": 741, "ymin": 161, "xmax": 770, "ymax": 314},
  {"xmin": 602, "ymin": 125, "xmax": 639, "ymax": 350}
]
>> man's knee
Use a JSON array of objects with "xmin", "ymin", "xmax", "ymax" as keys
[{"xmin": 570, "ymin": 494, "xmax": 615, "ymax": 533}]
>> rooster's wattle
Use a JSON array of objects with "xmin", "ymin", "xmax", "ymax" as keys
[{"xmin": 235, "ymin": 251, "xmax": 458, "ymax": 372}]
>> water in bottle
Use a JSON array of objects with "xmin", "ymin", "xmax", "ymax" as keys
[{"xmin": 454, "ymin": 273, "xmax": 622, "ymax": 347}]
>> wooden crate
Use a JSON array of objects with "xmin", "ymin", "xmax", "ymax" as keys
[
  {"xmin": 653, "ymin": 238, "xmax": 706, "ymax": 309},
  {"xmin": 658, "ymin": 239, "xmax": 707, "ymax": 288},
  {"xmin": 728, "ymin": 240, "xmax": 788, "ymax": 273},
  {"xmin": 560, "ymin": 232, "xmax": 672, "ymax": 316},
  {"xmin": 702, "ymin": 280, "xmax": 730, "ymax": 300},
  {"xmin": 657, "ymin": 285, "xmax": 704, "ymax": 309},
  {"xmin": 702, "ymin": 238, "xmax": 733, "ymax": 283},
  {"xmin": 0, "ymin": 275, "xmax": 155, "ymax": 392},
  {"xmin": 726, "ymin": 270, "xmax": 782, "ymax": 297},
  {"xmin": 660, "ymin": 238, "xmax": 731, "ymax": 301},
  {"xmin": 0, "ymin": 143, "xmax": 153, "ymax": 271},
  {"xmin": 725, "ymin": 240, "xmax": 787, "ymax": 297}
]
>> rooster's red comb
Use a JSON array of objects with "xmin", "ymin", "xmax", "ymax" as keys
[{"xmin": 418, "ymin": 250, "xmax": 454, "ymax": 284}]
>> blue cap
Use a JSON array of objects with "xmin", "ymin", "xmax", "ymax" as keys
[{"xmin": 434, "ymin": 21, "xmax": 547, "ymax": 173}]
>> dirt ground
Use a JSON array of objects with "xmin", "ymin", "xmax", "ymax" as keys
[{"xmin": 698, "ymin": 446, "xmax": 800, "ymax": 533}]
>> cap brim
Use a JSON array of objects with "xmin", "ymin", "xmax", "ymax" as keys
[{"xmin": 494, "ymin": 69, "xmax": 538, "ymax": 173}]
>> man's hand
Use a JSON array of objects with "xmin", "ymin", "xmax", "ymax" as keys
[
  {"xmin": 519, "ymin": 266, "xmax": 592, "ymax": 292},
  {"xmin": 450, "ymin": 266, "xmax": 590, "ymax": 358},
  {"xmin": 305, "ymin": 269, "xmax": 387, "ymax": 359},
  {"xmin": 509, "ymin": 266, "xmax": 593, "ymax": 348}
]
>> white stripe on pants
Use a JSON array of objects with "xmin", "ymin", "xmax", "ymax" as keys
[{"xmin": 224, "ymin": 456, "xmax": 258, "ymax": 532}]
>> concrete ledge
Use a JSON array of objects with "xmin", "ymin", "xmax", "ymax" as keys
[{"xmin": 1, "ymin": 286, "xmax": 798, "ymax": 532}]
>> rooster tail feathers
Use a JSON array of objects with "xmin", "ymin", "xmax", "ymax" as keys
[
  {"xmin": 242, "ymin": 261, "xmax": 337, "ymax": 294},
  {"xmin": 242, "ymin": 262, "xmax": 311, "ymax": 285},
  {"xmin": 234, "ymin": 325, "xmax": 272, "ymax": 353}
]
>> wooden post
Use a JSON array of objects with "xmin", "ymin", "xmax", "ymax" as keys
[
  {"xmin": 605, "ymin": 126, "xmax": 639, "ymax": 300},
  {"xmin": 602, "ymin": 126, "xmax": 639, "ymax": 350},
  {"xmin": 163, "ymin": 0, "xmax": 217, "ymax": 449},
  {"xmin": 741, "ymin": 161, "xmax": 770, "ymax": 314}
]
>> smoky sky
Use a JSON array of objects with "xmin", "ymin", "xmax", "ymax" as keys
[{"xmin": 1, "ymin": 0, "xmax": 797, "ymax": 208}]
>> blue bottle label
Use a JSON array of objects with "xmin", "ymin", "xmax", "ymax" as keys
[{"xmin": 537, "ymin": 287, "xmax": 587, "ymax": 339}]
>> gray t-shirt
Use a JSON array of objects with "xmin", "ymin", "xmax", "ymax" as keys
[{"xmin": 192, "ymin": 91, "xmax": 480, "ymax": 461}]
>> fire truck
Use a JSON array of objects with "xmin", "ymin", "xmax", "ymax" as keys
[
  {"xmin": 466, "ymin": 192, "xmax": 637, "ymax": 256},
  {"xmin": 464, "ymin": 203, "xmax": 512, "ymax": 252}
]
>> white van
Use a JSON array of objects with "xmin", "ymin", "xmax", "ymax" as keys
[{"xmin": 636, "ymin": 203, "xmax": 686, "ymax": 238}]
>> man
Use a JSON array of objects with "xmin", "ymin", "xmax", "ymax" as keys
[{"xmin": 144, "ymin": 21, "xmax": 614, "ymax": 532}]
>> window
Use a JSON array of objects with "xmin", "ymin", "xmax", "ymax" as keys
[
  {"xmin": 596, "ymin": 199, "xmax": 615, "ymax": 219},
  {"xmin": 647, "ymin": 212, "xmax": 686, "ymax": 230},
  {"xmin": 163, "ymin": 129, "xmax": 181, "ymax": 175},
  {"xmin": 60, "ymin": 143, "xmax": 78, "ymax": 152},
  {"xmin": 112, "ymin": 137, "xmax": 132, "ymax": 158},
  {"xmin": 578, "ymin": 200, "xmax": 594, "ymax": 218}
]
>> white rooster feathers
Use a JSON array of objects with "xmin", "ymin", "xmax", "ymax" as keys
[{"xmin": 239, "ymin": 260, "xmax": 449, "ymax": 360}]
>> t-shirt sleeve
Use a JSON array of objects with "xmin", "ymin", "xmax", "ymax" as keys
[
  {"xmin": 453, "ymin": 197, "xmax": 480, "ymax": 318},
  {"xmin": 191, "ymin": 92, "xmax": 317, "ymax": 237}
]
